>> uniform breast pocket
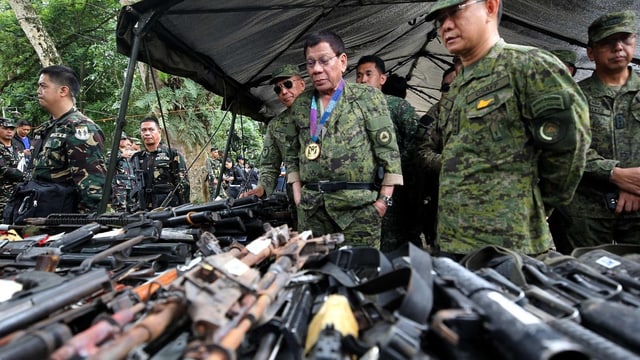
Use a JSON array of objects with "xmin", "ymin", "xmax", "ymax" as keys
[
  {"xmin": 465, "ymin": 90, "xmax": 520, "ymax": 156},
  {"xmin": 42, "ymin": 137, "xmax": 66, "ymax": 168},
  {"xmin": 631, "ymin": 93, "xmax": 640, "ymax": 124}
]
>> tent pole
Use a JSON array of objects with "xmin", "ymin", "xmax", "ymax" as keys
[{"xmin": 97, "ymin": 10, "xmax": 155, "ymax": 214}]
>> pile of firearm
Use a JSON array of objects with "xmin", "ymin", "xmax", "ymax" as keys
[{"xmin": 0, "ymin": 194, "xmax": 639, "ymax": 359}]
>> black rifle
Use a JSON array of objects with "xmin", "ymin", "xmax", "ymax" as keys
[
  {"xmin": 0, "ymin": 269, "xmax": 112, "ymax": 338},
  {"xmin": 476, "ymin": 264, "xmax": 640, "ymax": 360},
  {"xmin": 432, "ymin": 257, "xmax": 588, "ymax": 360}
]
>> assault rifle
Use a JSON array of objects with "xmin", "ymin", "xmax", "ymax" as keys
[
  {"xmin": 475, "ymin": 264, "xmax": 640, "ymax": 360},
  {"xmin": 0, "ymin": 269, "xmax": 112, "ymax": 338},
  {"xmin": 23, "ymin": 194, "xmax": 292, "ymax": 242},
  {"xmin": 90, "ymin": 225, "xmax": 344, "ymax": 359},
  {"xmin": 431, "ymin": 257, "xmax": 589, "ymax": 360}
]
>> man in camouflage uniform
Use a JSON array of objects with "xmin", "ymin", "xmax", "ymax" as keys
[
  {"xmin": 356, "ymin": 55, "xmax": 419, "ymax": 251},
  {"xmin": 286, "ymin": 30, "xmax": 403, "ymax": 248},
  {"xmin": 32, "ymin": 65, "xmax": 107, "ymax": 213},
  {"xmin": 243, "ymin": 64, "xmax": 306, "ymax": 199},
  {"xmin": 205, "ymin": 147, "xmax": 225, "ymax": 200},
  {"xmin": 421, "ymin": 0, "xmax": 590, "ymax": 258},
  {"xmin": 0, "ymin": 118, "xmax": 24, "ymax": 214},
  {"xmin": 550, "ymin": 49, "xmax": 578, "ymax": 77},
  {"xmin": 564, "ymin": 10, "xmax": 640, "ymax": 248},
  {"xmin": 131, "ymin": 115, "xmax": 190, "ymax": 210},
  {"xmin": 110, "ymin": 134, "xmax": 135, "ymax": 212}
]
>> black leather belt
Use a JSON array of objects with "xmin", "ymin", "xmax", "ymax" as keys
[{"xmin": 304, "ymin": 181, "xmax": 374, "ymax": 192}]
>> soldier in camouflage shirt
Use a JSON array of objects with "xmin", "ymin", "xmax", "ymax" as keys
[
  {"xmin": 110, "ymin": 135, "xmax": 136, "ymax": 212},
  {"xmin": 0, "ymin": 118, "xmax": 24, "ymax": 214},
  {"xmin": 243, "ymin": 64, "xmax": 306, "ymax": 200},
  {"xmin": 32, "ymin": 65, "xmax": 107, "ymax": 213},
  {"xmin": 131, "ymin": 116, "xmax": 190, "ymax": 210},
  {"xmin": 205, "ymin": 147, "xmax": 225, "ymax": 200},
  {"xmin": 286, "ymin": 30, "xmax": 403, "ymax": 248},
  {"xmin": 564, "ymin": 10, "xmax": 640, "ymax": 248},
  {"xmin": 356, "ymin": 55, "xmax": 419, "ymax": 251},
  {"xmin": 422, "ymin": 0, "xmax": 591, "ymax": 257}
]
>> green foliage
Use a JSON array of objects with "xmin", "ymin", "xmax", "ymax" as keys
[
  {"xmin": 129, "ymin": 74, "xmax": 263, "ymax": 163},
  {"xmin": 0, "ymin": 0, "xmax": 264, "ymax": 165}
]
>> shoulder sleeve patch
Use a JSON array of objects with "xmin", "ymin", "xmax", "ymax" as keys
[
  {"xmin": 376, "ymin": 129, "xmax": 392, "ymax": 146},
  {"xmin": 531, "ymin": 94, "xmax": 566, "ymax": 118},
  {"xmin": 74, "ymin": 125, "xmax": 91, "ymax": 141}
]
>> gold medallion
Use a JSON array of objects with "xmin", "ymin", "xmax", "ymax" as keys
[{"xmin": 305, "ymin": 142, "xmax": 321, "ymax": 160}]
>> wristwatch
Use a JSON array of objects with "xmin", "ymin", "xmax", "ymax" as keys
[{"xmin": 378, "ymin": 195, "xmax": 393, "ymax": 207}]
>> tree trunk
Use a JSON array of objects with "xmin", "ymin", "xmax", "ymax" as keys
[{"xmin": 8, "ymin": 0, "xmax": 62, "ymax": 67}]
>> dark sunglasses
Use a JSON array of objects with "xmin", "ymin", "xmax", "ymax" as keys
[{"xmin": 273, "ymin": 80, "xmax": 294, "ymax": 95}]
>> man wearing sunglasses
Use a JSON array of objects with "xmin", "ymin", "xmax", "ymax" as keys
[
  {"xmin": 422, "ymin": 0, "xmax": 590, "ymax": 259},
  {"xmin": 285, "ymin": 30, "xmax": 402, "ymax": 249},
  {"xmin": 242, "ymin": 64, "xmax": 306, "ymax": 204},
  {"xmin": 563, "ymin": 10, "xmax": 640, "ymax": 249}
]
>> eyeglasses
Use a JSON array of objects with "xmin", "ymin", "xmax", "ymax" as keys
[
  {"xmin": 434, "ymin": 0, "xmax": 485, "ymax": 28},
  {"xmin": 273, "ymin": 80, "xmax": 294, "ymax": 95},
  {"xmin": 594, "ymin": 33, "xmax": 637, "ymax": 48},
  {"xmin": 305, "ymin": 55, "xmax": 337, "ymax": 68}
]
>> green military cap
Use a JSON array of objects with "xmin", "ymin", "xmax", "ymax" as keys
[
  {"xmin": 425, "ymin": 0, "xmax": 467, "ymax": 21},
  {"xmin": 270, "ymin": 64, "xmax": 302, "ymax": 84},
  {"xmin": 131, "ymin": 137, "xmax": 142, "ymax": 145},
  {"xmin": 550, "ymin": 50, "xmax": 577, "ymax": 67},
  {"xmin": 0, "ymin": 118, "xmax": 16, "ymax": 128},
  {"xmin": 120, "ymin": 131, "xmax": 128, "ymax": 139},
  {"xmin": 588, "ymin": 10, "xmax": 637, "ymax": 44}
]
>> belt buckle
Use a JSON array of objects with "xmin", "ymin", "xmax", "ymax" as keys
[{"xmin": 317, "ymin": 180, "xmax": 330, "ymax": 193}]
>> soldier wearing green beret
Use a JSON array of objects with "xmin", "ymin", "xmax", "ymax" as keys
[
  {"xmin": 421, "ymin": 0, "xmax": 591, "ymax": 258},
  {"xmin": 286, "ymin": 30, "xmax": 403, "ymax": 248},
  {"xmin": 563, "ymin": 10, "xmax": 640, "ymax": 249}
]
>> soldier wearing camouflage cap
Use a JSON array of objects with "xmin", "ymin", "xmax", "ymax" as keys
[
  {"xmin": 563, "ymin": 10, "xmax": 640, "ymax": 250},
  {"xmin": 31, "ymin": 65, "xmax": 107, "ymax": 214},
  {"xmin": 242, "ymin": 64, "xmax": 305, "ymax": 204},
  {"xmin": 420, "ymin": 0, "xmax": 590, "ymax": 257},
  {"xmin": 286, "ymin": 30, "xmax": 403, "ymax": 248},
  {"xmin": 550, "ymin": 49, "xmax": 578, "ymax": 77},
  {"xmin": 0, "ymin": 118, "xmax": 24, "ymax": 215}
]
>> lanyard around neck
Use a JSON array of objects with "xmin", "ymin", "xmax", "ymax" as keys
[{"xmin": 309, "ymin": 79, "xmax": 345, "ymax": 142}]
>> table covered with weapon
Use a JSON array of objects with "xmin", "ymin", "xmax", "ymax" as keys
[{"xmin": 0, "ymin": 194, "xmax": 639, "ymax": 359}]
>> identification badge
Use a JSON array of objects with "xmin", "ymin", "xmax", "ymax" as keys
[{"xmin": 305, "ymin": 143, "xmax": 320, "ymax": 160}]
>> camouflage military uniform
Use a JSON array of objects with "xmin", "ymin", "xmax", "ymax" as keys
[
  {"xmin": 31, "ymin": 109, "xmax": 107, "ymax": 213},
  {"xmin": 380, "ymin": 94, "xmax": 420, "ymax": 251},
  {"xmin": 286, "ymin": 83, "xmax": 403, "ymax": 248},
  {"xmin": 259, "ymin": 110, "xmax": 290, "ymax": 196},
  {"xmin": 0, "ymin": 143, "xmax": 23, "ymax": 215},
  {"xmin": 205, "ymin": 157, "xmax": 225, "ymax": 200},
  {"xmin": 110, "ymin": 150, "xmax": 135, "ymax": 212},
  {"xmin": 131, "ymin": 143, "xmax": 190, "ymax": 210},
  {"xmin": 564, "ymin": 68, "xmax": 640, "ymax": 246},
  {"xmin": 426, "ymin": 40, "xmax": 590, "ymax": 255}
]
